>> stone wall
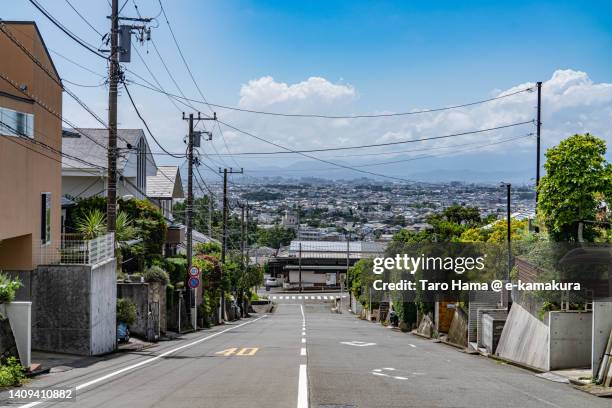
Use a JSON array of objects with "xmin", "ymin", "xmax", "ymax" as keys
[{"xmin": 117, "ymin": 281, "xmax": 167, "ymax": 341}]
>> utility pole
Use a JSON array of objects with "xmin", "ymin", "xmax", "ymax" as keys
[
  {"xmin": 240, "ymin": 202, "xmax": 245, "ymax": 318},
  {"xmin": 535, "ymin": 81, "xmax": 542, "ymax": 210},
  {"xmin": 208, "ymin": 195, "xmax": 213, "ymax": 238},
  {"xmin": 107, "ymin": 0, "xmax": 119, "ymax": 235},
  {"xmin": 245, "ymin": 203, "xmax": 250, "ymax": 317},
  {"xmin": 183, "ymin": 112, "xmax": 216, "ymax": 328},
  {"xmin": 346, "ymin": 229, "xmax": 351, "ymax": 312},
  {"xmin": 219, "ymin": 167, "xmax": 243, "ymax": 323}
]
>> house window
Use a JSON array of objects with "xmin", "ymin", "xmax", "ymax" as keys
[
  {"xmin": 41, "ymin": 192, "xmax": 51, "ymax": 244},
  {"xmin": 0, "ymin": 106, "xmax": 34, "ymax": 138}
]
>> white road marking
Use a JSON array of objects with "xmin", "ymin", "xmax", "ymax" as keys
[
  {"xmin": 292, "ymin": 296, "xmax": 296, "ymax": 299},
  {"xmin": 298, "ymin": 296, "xmax": 303, "ymax": 299},
  {"xmin": 18, "ymin": 315, "xmax": 268, "ymax": 408},
  {"xmin": 393, "ymin": 376, "xmax": 408, "ymax": 380},
  {"xmin": 300, "ymin": 303, "xmax": 305, "ymax": 323},
  {"xmin": 301, "ymin": 347, "xmax": 307, "ymax": 356},
  {"xmin": 340, "ymin": 341, "xmax": 376, "ymax": 347},
  {"xmin": 302, "ymin": 338, "xmax": 306, "ymax": 343},
  {"xmin": 323, "ymin": 296, "xmax": 328, "ymax": 300},
  {"xmin": 302, "ymin": 331, "xmax": 306, "ymax": 336},
  {"xmin": 409, "ymin": 344, "xmax": 417, "ymax": 348},
  {"xmin": 316, "ymin": 296, "xmax": 322, "ymax": 300},
  {"xmin": 297, "ymin": 364, "xmax": 308, "ymax": 408}
]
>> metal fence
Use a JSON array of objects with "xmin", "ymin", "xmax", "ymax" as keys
[{"xmin": 36, "ymin": 233, "xmax": 115, "ymax": 266}]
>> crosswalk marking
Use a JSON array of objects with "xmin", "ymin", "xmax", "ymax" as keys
[{"xmin": 269, "ymin": 294, "xmax": 341, "ymax": 301}]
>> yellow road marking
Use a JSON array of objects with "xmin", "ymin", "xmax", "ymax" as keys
[{"xmin": 215, "ymin": 347, "xmax": 259, "ymax": 356}]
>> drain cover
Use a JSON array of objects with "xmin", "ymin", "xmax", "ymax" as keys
[{"xmin": 49, "ymin": 365, "xmax": 73, "ymax": 373}]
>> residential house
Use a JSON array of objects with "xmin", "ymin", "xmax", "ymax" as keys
[
  {"xmin": 0, "ymin": 21, "xmax": 62, "ymax": 271},
  {"xmin": 61, "ymin": 128, "xmax": 157, "ymax": 200},
  {"xmin": 0, "ymin": 22, "xmax": 116, "ymax": 357},
  {"xmin": 146, "ymin": 165, "xmax": 184, "ymax": 221}
]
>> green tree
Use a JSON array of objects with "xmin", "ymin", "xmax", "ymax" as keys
[
  {"xmin": 538, "ymin": 133, "xmax": 612, "ymax": 241},
  {"xmin": 255, "ymin": 225, "xmax": 296, "ymax": 249}
]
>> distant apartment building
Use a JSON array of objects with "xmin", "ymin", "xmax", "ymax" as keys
[
  {"xmin": 61, "ymin": 128, "xmax": 157, "ymax": 200},
  {"xmin": 281, "ymin": 210, "xmax": 299, "ymax": 229},
  {"xmin": 0, "ymin": 21, "xmax": 62, "ymax": 270}
]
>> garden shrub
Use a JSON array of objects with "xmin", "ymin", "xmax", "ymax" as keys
[
  {"xmin": 143, "ymin": 265, "xmax": 169, "ymax": 285},
  {"xmin": 0, "ymin": 357, "xmax": 25, "ymax": 387},
  {"xmin": 0, "ymin": 273, "xmax": 21, "ymax": 304},
  {"xmin": 116, "ymin": 298, "xmax": 137, "ymax": 325}
]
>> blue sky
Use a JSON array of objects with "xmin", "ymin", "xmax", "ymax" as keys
[{"xmin": 4, "ymin": 0, "xmax": 612, "ymax": 181}]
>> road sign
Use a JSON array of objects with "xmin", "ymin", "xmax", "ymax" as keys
[
  {"xmin": 188, "ymin": 276, "xmax": 200, "ymax": 289},
  {"xmin": 188, "ymin": 266, "xmax": 200, "ymax": 277}
]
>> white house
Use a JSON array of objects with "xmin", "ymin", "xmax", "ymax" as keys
[{"xmin": 61, "ymin": 128, "xmax": 157, "ymax": 200}]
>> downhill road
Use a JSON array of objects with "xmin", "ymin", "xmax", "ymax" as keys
[{"xmin": 1, "ymin": 298, "xmax": 607, "ymax": 408}]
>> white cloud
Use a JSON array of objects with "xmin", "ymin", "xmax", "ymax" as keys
[
  {"xmin": 137, "ymin": 69, "xmax": 612, "ymax": 178},
  {"xmin": 238, "ymin": 76, "xmax": 356, "ymax": 108}
]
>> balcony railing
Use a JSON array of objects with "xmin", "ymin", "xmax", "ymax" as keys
[{"xmin": 36, "ymin": 233, "xmax": 115, "ymax": 266}]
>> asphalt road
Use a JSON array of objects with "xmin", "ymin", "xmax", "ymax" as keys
[{"xmin": 1, "ymin": 300, "xmax": 608, "ymax": 408}]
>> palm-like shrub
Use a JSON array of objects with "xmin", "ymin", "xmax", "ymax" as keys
[{"xmin": 75, "ymin": 209, "xmax": 107, "ymax": 240}]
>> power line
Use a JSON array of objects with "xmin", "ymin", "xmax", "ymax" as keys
[
  {"xmin": 123, "ymin": 81, "xmax": 186, "ymax": 158},
  {"xmin": 64, "ymin": 0, "xmax": 105, "ymax": 37},
  {"xmin": 216, "ymin": 120, "xmax": 413, "ymax": 182},
  {"xmin": 128, "ymin": 78, "xmax": 533, "ymax": 120},
  {"xmin": 156, "ymin": 0, "xmax": 241, "ymax": 169},
  {"xmin": 216, "ymin": 120, "xmax": 533, "ymax": 154},
  {"xmin": 3, "ymin": 21, "xmax": 106, "ymax": 79},
  {"xmin": 28, "ymin": 0, "xmax": 108, "ymax": 59},
  {"xmin": 259, "ymin": 133, "xmax": 534, "ymax": 172}
]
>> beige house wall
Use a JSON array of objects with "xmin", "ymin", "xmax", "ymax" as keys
[{"xmin": 0, "ymin": 22, "xmax": 62, "ymax": 270}]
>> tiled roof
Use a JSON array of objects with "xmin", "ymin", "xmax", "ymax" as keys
[
  {"xmin": 61, "ymin": 128, "xmax": 145, "ymax": 170},
  {"xmin": 147, "ymin": 166, "xmax": 184, "ymax": 198}
]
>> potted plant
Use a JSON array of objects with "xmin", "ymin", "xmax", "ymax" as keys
[
  {"xmin": 116, "ymin": 298, "xmax": 136, "ymax": 343},
  {"xmin": 0, "ymin": 272, "xmax": 21, "ymax": 316}
]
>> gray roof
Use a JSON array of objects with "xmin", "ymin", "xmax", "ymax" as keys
[
  {"xmin": 283, "ymin": 240, "xmax": 387, "ymax": 259},
  {"xmin": 62, "ymin": 128, "xmax": 146, "ymax": 170},
  {"xmin": 147, "ymin": 166, "xmax": 184, "ymax": 198}
]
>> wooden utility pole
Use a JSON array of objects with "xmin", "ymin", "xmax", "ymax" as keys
[
  {"xmin": 183, "ymin": 112, "xmax": 216, "ymax": 327},
  {"xmin": 219, "ymin": 167, "xmax": 243, "ymax": 322},
  {"xmin": 107, "ymin": 0, "xmax": 119, "ymax": 234}
]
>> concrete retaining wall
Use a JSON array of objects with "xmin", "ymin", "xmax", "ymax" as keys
[
  {"xmin": 447, "ymin": 308, "xmax": 468, "ymax": 347},
  {"xmin": 592, "ymin": 300, "xmax": 612, "ymax": 376},
  {"xmin": 476, "ymin": 309, "xmax": 507, "ymax": 347},
  {"xmin": 549, "ymin": 311, "xmax": 592, "ymax": 370},
  {"xmin": 468, "ymin": 291, "xmax": 501, "ymax": 343},
  {"xmin": 496, "ymin": 303, "xmax": 549, "ymax": 370},
  {"xmin": 27, "ymin": 260, "xmax": 116, "ymax": 355}
]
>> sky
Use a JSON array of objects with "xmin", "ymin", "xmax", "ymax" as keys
[{"xmin": 4, "ymin": 0, "xmax": 612, "ymax": 183}]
